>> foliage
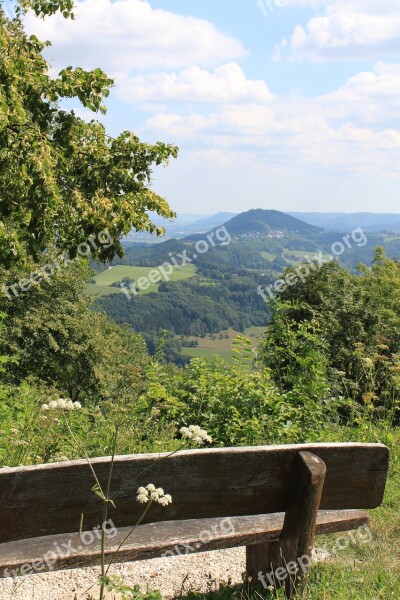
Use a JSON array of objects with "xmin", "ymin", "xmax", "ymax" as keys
[
  {"xmin": 96, "ymin": 278, "xmax": 268, "ymax": 340},
  {"xmin": 138, "ymin": 336, "xmax": 342, "ymax": 447},
  {"xmin": 262, "ymin": 249, "xmax": 400, "ymax": 418},
  {"xmin": 0, "ymin": 4, "xmax": 178, "ymax": 269},
  {"xmin": 0, "ymin": 261, "xmax": 149, "ymax": 402},
  {"xmin": 97, "ymin": 577, "xmax": 162, "ymax": 600},
  {"xmin": 259, "ymin": 300, "xmax": 331, "ymax": 399},
  {"xmin": 0, "ymin": 332, "xmax": 345, "ymax": 467},
  {"xmin": 17, "ymin": 0, "xmax": 75, "ymax": 19}
]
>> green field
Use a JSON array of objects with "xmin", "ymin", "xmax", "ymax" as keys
[
  {"xmin": 283, "ymin": 249, "xmax": 331, "ymax": 265},
  {"xmin": 260, "ymin": 251, "xmax": 276, "ymax": 261},
  {"xmin": 181, "ymin": 326, "xmax": 265, "ymax": 364},
  {"xmin": 87, "ymin": 264, "xmax": 196, "ymax": 297}
]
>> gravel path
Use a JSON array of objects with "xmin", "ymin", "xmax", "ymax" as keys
[
  {"xmin": 0, "ymin": 547, "xmax": 331, "ymax": 599},
  {"xmin": 0, "ymin": 548, "xmax": 246, "ymax": 600}
]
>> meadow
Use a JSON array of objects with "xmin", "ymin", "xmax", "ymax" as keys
[
  {"xmin": 181, "ymin": 327, "xmax": 265, "ymax": 364},
  {"xmin": 87, "ymin": 264, "xmax": 196, "ymax": 297}
]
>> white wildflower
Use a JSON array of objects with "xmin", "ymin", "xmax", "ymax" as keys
[
  {"xmin": 136, "ymin": 484, "xmax": 172, "ymax": 507},
  {"xmin": 192, "ymin": 435, "xmax": 203, "ymax": 444},
  {"xmin": 137, "ymin": 493, "xmax": 149, "ymax": 504},
  {"xmin": 180, "ymin": 425, "xmax": 212, "ymax": 445},
  {"xmin": 158, "ymin": 495, "xmax": 172, "ymax": 507},
  {"xmin": 43, "ymin": 398, "xmax": 82, "ymax": 412}
]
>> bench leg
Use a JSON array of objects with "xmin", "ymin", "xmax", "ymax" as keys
[
  {"xmin": 246, "ymin": 542, "xmax": 271, "ymax": 585},
  {"xmin": 269, "ymin": 451, "xmax": 326, "ymax": 598}
]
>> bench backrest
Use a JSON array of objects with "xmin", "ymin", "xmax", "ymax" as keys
[{"xmin": 0, "ymin": 442, "xmax": 389, "ymax": 544}]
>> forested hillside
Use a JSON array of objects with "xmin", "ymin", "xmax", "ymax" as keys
[
  {"xmin": 92, "ymin": 210, "xmax": 400, "ymax": 356},
  {"xmin": 222, "ymin": 209, "xmax": 320, "ymax": 236}
]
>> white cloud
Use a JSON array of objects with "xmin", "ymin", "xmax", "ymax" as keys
[
  {"xmin": 24, "ymin": 0, "xmax": 246, "ymax": 76},
  {"xmin": 119, "ymin": 63, "xmax": 275, "ymax": 105},
  {"xmin": 317, "ymin": 62, "xmax": 400, "ymax": 125},
  {"xmin": 276, "ymin": 1, "xmax": 400, "ymax": 61},
  {"xmin": 22, "ymin": 0, "xmax": 400, "ymax": 184},
  {"xmin": 141, "ymin": 62, "xmax": 400, "ymax": 175}
]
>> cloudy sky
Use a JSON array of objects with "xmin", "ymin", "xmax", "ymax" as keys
[{"xmin": 24, "ymin": 0, "xmax": 400, "ymax": 215}]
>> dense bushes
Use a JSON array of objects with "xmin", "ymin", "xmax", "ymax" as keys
[
  {"xmin": 1, "ymin": 248, "xmax": 399, "ymax": 469},
  {"xmin": 259, "ymin": 249, "xmax": 400, "ymax": 420},
  {"xmin": 0, "ymin": 336, "xmax": 345, "ymax": 467}
]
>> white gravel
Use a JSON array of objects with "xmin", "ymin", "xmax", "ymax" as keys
[
  {"xmin": 0, "ymin": 547, "xmax": 331, "ymax": 600},
  {"xmin": 0, "ymin": 548, "xmax": 246, "ymax": 600}
]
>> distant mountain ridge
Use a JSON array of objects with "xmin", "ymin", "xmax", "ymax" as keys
[
  {"xmin": 189, "ymin": 212, "xmax": 237, "ymax": 231},
  {"xmin": 123, "ymin": 212, "xmax": 237, "ymax": 243},
  {"xmin": 221, "ymin": 209, "xmax": 321, "ymax": 236},
  {"xmin": 289, "ymin": 212, "xmax": 400, "ymax": 233},
  {"xmin": 123, "ymin": 209, "xmax": 400, "ymax": 246}
]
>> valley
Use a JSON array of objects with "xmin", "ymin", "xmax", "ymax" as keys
[{"xmin": 91, "ymin": 209, "xmax": 400, "ymax": 364}]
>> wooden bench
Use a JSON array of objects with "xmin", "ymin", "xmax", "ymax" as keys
[{"xmin": 0, "ymin": 442, "xmax": 389, "ymax": 597}]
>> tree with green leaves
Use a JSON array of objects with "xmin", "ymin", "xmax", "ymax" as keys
[
  {"xmin": 0, "ymin": 261, "xmax": 149, "ymax": 401},
  {"xmin": 0, "ymin": 0, "xmax": 178, "ymax": 402},
  {"xmin": 259, "ymin": 249, "xmax": 400, "ymax": 418},
  {"xmin": 0, "ymin": 0, "xmax": 178, "ymax": 270}
]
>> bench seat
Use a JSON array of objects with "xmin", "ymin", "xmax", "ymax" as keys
[{"xmin": 0, "ymin": 509, "xmax": 369, "ymax": 577}]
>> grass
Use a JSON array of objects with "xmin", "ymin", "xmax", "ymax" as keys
[
  {"xmin": 282, "ymin": 250, "xmax": 331, "ymax": 265},
  {"xmin": 182, "ymin": 347, "xmax": 235, "ymax": 363},
  {"xmin": 87, "ymin": 264, "xmax": 196, "ymax": 297},
  {"xmin": 181, "ymin": 327, "xmax": 265, "ymax": 364},
  {"xmin": 261, "ymin": 252, "xmax": 276, "ymax": 262}
]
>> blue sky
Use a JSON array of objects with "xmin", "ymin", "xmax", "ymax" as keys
[{"xmin": 24, "ymin": 0, "xmax": 400, "ymax": 215}]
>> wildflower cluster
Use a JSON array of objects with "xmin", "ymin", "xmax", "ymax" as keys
[
  {"xmin": 41, "ymin": 398, "xmax": 82, "ymax": 411},
  {"xmin": 136, "ymin": 484, "xmax": 172, "ymax": 507},
  {"xmin": 180, "ymin": 425, "xmax": 212, "ymax": 445}
]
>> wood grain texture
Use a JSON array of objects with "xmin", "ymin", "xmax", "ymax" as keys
[
  {"xmin": 246, "ymin": 542, "xmax": 271, "ymax": 585},
  {"xmin": 270, "ymin": 452, "xmax": 326, "ymax": 597},
  {"xmin": 0, "ymin": 443, "xmax": 388, "ymax": 544},
  {"xmin": 0, "ymin": 509, "xmax": 369, "ymax": 577}
]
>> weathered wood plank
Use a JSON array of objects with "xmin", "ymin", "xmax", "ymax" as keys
[
  {"xmin": 269, "ymin": 452, "xmax": 326, "ymax": 597},
  {"xmin": 0, "ymin": 443, "xmax": 388, "ymax": 543},
  {"xmin": 0, "ymin": 509, "xmax": 369, "ymax": 577},
  {"xmin": 246, "ymin": 542, "xmax": 271, "ymax": 585}
]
